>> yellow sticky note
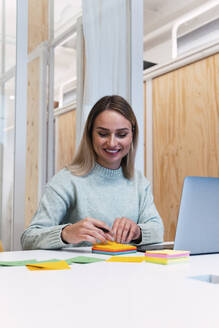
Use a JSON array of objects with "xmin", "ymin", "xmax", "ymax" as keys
[
  {"xmin": 92, "ymin": 241, "xmax": 136, "ymax": 252},
  {"xmin": 107, "ymin": 256, "xmax": 145, "ymax": 263},
  {"xmin": 145, "ymin": 256, "xmax": 189, "ymax": 265},
  {"xmin": 26, "ymin": 260, "xmax": 71, "ymax": 271}
]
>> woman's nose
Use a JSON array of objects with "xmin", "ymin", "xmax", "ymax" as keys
[{"xmin": 107, "ymin": 134, "xmax": 117, "ymax": 147}]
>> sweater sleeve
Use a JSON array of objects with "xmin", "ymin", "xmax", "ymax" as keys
[
  {"xmin": 21, "ymin": 176, "xmax": 72, "ymax": 250},
  {"xmin": 136, "ymin": 179, "xmax": 164, "ymax": 245}
]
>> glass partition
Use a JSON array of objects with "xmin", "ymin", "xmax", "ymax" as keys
[
  {"xmin": 5, "ymin": 1, "xmax": 16, "ymax": 71},
  {"xmin": 54, "ymin": 0, "xmax": 82, "ymax": 38},
  {"xmin": 0, "ymin": 78, "xmax": 15, "ymax": 250},
  {"xmin": 0, "ymin": 0, "xmax": 17, "ymax": 250},
  {"xmin": 54, "ymin": 36, "xmax": 77, "ymax": 108}
]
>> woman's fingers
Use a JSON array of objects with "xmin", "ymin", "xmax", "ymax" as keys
[
  {"xmin": 61, "ymin": 217, "xmax": 113, "ymax": 244},
  {"xmin": 112, "ymin": 217, "xmax": 140, "ymax": 243},
  {"xmin": 87, "ymin": 218, "xmax": 113, "ymax": 237},
  {"xmin": 61, "ymin": 217, "xmax": 140, "ymax": 245},
  {"xmin": 112, "ymin": 218, "xmax": 123, "ymax": 243}
]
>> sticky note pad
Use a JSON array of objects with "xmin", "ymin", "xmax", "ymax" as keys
[
  {"xmin": 107, "ymin": 256, "xmax": 145, "ymax": 263},
  {"xmin": 26, "ymin": 260, "xmax": 71, "ymax": 271},
  {"xmin": 145, "ymin": 257, "xmax": 189, "ymax": 265},
  {"xmin": 146, "ymin": 250, "xmax": 190, "ymax": 258},
  {"xmin": 0, "ymin": 259, "xmax": 38, "ymax": 267},
  {"xmin": 92, "ymin": 241, "xmax": 136, "ymax": 255},
  {"xmin": 145, "ymin": 249, "xmax": 190, "ymax": 265},
  {"xmin": 67, "ymin": 256, "xmax": 106, "ymax": 264}
]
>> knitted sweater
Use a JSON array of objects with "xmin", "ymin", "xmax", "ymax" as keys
[{"xmin": 21, "ymin": 163, "xmax": 164, "ymax": 249}]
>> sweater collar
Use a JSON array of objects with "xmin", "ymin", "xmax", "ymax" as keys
[{"xmin": 92, "ymin": 162, "xmax": 123, "ymax": 178}]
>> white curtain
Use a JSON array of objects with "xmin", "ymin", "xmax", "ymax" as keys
[
  {"xmin": 77, "ymin": 0, "xmax": 130, "ymax": 140},
  {"xmin": 77, "ymin": 0, "xmax": 144, "ymax": 171}
]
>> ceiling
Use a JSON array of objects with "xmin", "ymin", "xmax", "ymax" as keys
[
  {"xmin": 2, "ymin": 0, "xmax": 219, "ymax": 100},
  {"xmin": 54, "ymin": 0, "xmax": 212, "ymax": 38},
  {"xmin": 3, "ymin": 0, "xmax": 217, "ymax": 40},
  {"xmin": 3, "ymin": 0, "xmax": 217, "ymax": 48},
  {"xmin": 55, "ymin": 0, "xmax": 218, "ymax": 52},
  {"xmin": 143, "ymin": 0, "xmax": 208, "ymax": 35}
]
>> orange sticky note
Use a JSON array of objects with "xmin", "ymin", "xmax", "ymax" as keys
[
  {"xmin": 107, "ymin": 256, "xmax": 145, "ymax": 263},
  {"xmin": 92, "ymin": 241, "xmax": 136, "ymax": 255},
  {"xmin": 26, "ymin": 260, "xmax": 71, "ymax": 271}
]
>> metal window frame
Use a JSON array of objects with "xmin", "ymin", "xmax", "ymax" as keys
[
  {"xmin": 12, "ymin": 0, "xmax": 28, "ymax": 250},
  {"xmin": 0, "ymin": 1, "xmax": 80, "ymax": 250},
  {"xmin": 47, "ymin": 0, "xmax": 79, "ymax": 179},
  {"xmin": 28, "ymin": 42, "xmax": 49, "ymax": 201}
]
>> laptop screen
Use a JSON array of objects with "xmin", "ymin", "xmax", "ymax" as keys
[{"xmin": 174, "ymin": 176, "xmax": 219, "ymax": 255}]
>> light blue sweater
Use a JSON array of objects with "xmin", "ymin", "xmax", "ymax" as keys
[{"xmin": 21, "ymin": 163, "xmax": 164, "ymax": 249}]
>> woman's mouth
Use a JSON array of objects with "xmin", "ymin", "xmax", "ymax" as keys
[{"xmin": 104, "ymin": 149, "xmax": 120, "ymax": 154}]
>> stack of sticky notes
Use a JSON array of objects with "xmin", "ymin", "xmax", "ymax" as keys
[
  {"xmin": 145, "ymin": 249, "xmax": 190, "ymax": 265},
  {"xmin": 92, "ymin": 241, "xmax": 137, "ymax": 255}
]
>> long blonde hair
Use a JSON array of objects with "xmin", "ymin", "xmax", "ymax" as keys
[{"xmin": 68, "ymin": 95, "xmax": 139, "ymax": 179}]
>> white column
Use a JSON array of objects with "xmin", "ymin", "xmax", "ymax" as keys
[
  {"xmin": 129, "ymin": 0, "xmax": 144, "ymax": 172},
  {"xmin": 13, "ymin": 0, "xmax": 28, "ymax": 250},
  {"xmin": 79, "ymin": 0, "xmax": 144, "ymax": 172}
]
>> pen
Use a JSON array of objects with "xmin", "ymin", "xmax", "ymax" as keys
[{"xmin": 99, "ymin": 227, "xmax": 110, "ymax": 233}]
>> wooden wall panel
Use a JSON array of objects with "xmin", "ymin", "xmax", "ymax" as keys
[
  {"xmin": 55, "ymin": 110, "xmax": 76, "ymax": 172},
  {"xmin": 25, "ymin": 58, "xmax": 40, "ymax": 226},
  {"xmin": 25, "ymin": 0, "xmax": 48, "ymax": 227},
  {"xmin": 28, "ymin": 0, "xmax": 48, "ymax": 53},
  {"xmin": 153, "ymin": 53, "xmax": 219, "ymax": 241}
]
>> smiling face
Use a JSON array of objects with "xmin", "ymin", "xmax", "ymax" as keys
[{"xmin": 92, "ymin": 110, "xmax": 133, "ymax": 170}]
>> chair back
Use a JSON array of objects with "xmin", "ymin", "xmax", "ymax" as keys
[{"xmin": 0, "ymin": 240, "xmax": 4, "ymax": 252}]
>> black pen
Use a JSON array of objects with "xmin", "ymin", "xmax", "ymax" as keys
[{"xmin": 99, "ymin": 227, "xmax": 110, "ymax": 233}]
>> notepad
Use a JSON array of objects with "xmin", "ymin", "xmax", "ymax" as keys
[
  {"xmin": 92, "ymin": 241, "xmax": 137, "ymax": 255},
  {"xmin": 68, "ymin": 256, "xmax": 106, "ymax": 264},
  {"xmin": 26, "ymin": 260, "xmax": 71, "ymax": 271},
  {"xmin": 107, "ymin": 256, "xmax": 145, "ymax": 263},
  {"xmin": 0, "ymin": 259, "xmax": 38, "ymax": 267},
  {"xmin": 145, "ymin": 249, "xmax": 190, "ymax": 265}
]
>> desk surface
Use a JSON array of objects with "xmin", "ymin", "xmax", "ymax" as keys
[{"xmin": 1, "ymin": 248, "xmax": 219, "ymax": 328}]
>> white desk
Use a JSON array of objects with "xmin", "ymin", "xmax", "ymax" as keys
[{"xmin": 1, "ymin": 248, "xmax": 219, "ymax": 328}]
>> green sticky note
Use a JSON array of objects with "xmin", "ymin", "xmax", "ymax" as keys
[
  {"xmin": 34, "ymin": 259, "xmax": 60, "ymax": 264},
  {"xmin": 67, "ymin": 256, "xmax": 106, "ymax": 264},
  {"xmin": 0, "ymin": 259, "xmax": 38, "ymax": 266}
]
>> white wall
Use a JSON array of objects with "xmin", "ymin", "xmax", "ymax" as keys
[{"xmin": 144, "ymin": 38, "xmax": 172, "ymax": 65}]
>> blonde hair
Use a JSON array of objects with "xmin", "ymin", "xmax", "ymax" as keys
[{"xmin": 68, "ymin": 95, "xmax": 138, "ymax": 179}]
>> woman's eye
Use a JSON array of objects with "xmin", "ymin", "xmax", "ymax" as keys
[
  {"xmin": 97, "ymin": 132, "xmax": 128, "ymax": 138},
  {"xmin": 98, "ymin": 132, "xmax": 108, "ymax": 137},
  {"xmin": 117, "ymin": 134, "xmax": 127, "ymax": 138}
]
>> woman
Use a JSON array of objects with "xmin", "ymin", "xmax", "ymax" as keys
[{"xmin": 21, "ymin": 95, "xmax": 164, "ymax": 250}]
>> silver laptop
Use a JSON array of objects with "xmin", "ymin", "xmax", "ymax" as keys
[
  {"xmin": 137, "ymin": 176, "xmax": 219, "ymax": 254},
  {"xmin": 174, "ymin": 176, "xmax": 219, "ymax": 255}
]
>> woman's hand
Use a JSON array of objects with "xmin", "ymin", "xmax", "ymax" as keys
[
  {"xmin": 61, "ymin": 217, "xmax": 113, "ymax": 244},
  {"xmin": 112, "ymin": 217, "xmax": 141, "ymax": 244}
]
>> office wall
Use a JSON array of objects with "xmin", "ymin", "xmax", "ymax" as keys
[
  {"xmin": 152, "ymin": 52, "xmax": 219, "ymax": 241},
  {"xmin": 55, "ymin": 53, "xmax": 219, "ymax": 243}
]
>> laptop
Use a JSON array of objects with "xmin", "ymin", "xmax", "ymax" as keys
[{"xmin": 138, "ymin": 176, "xmax": 219, "ymax": 255}]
